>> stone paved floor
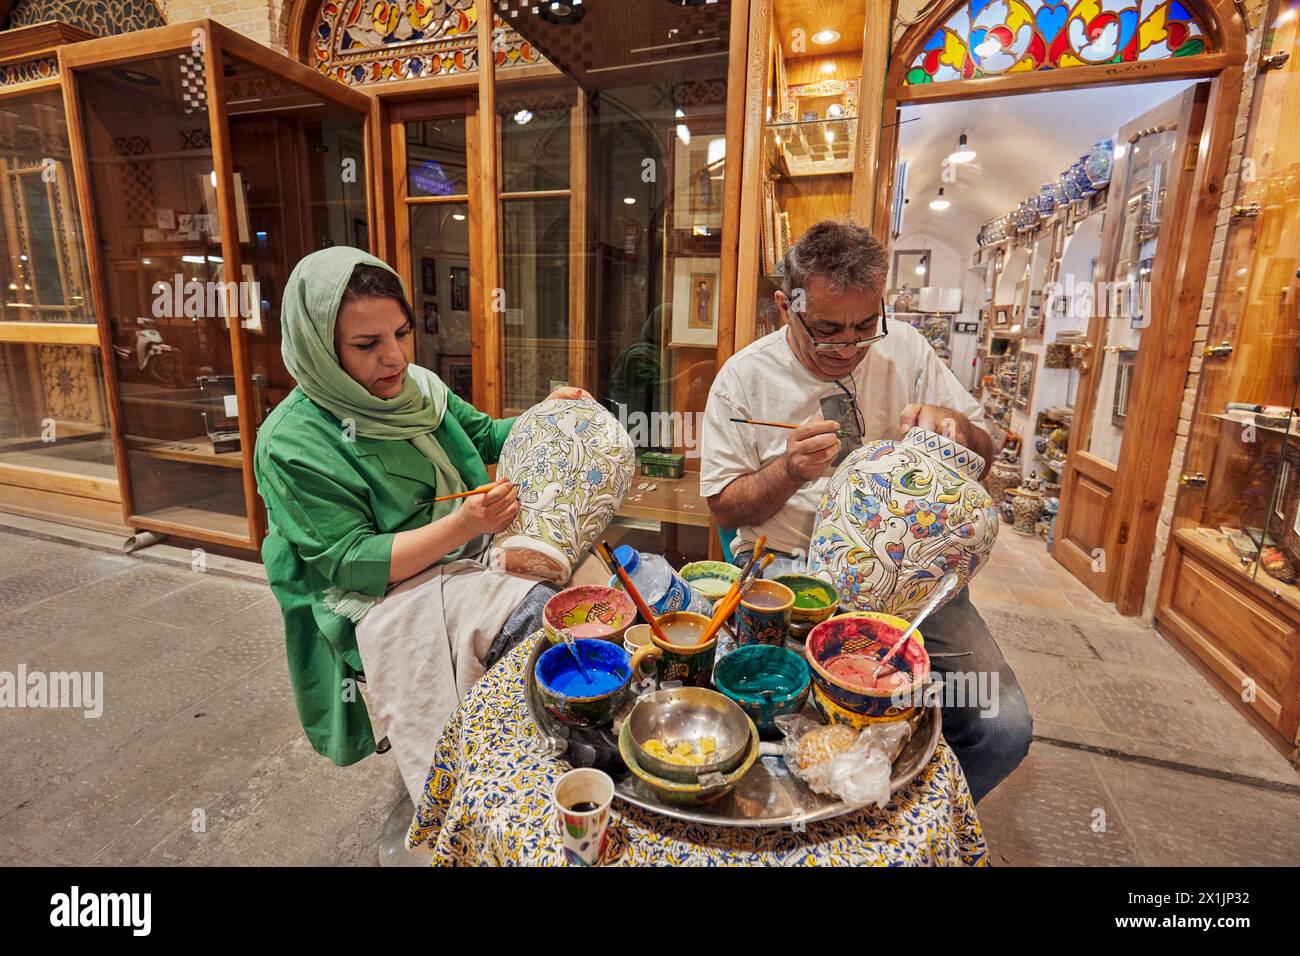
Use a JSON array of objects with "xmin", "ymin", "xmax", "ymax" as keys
[{"xmin": 0, "ymin": 520, "xmax": 1296, "ymax": 866}]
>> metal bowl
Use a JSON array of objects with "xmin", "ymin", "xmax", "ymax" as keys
[
  {"xmin": 624, "ymin": 687, "xmax": 755, "ymax": 783},
  {"xmin": 618, "ymin": 718, "xmax": 760, "ymax": 806}
]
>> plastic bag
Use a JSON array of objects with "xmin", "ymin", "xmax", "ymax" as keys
[{"xmin": 774, "ymin": 715, "xmax": 912, "ymax": 809}]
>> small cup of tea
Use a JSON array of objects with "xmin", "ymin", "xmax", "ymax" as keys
[{"xmin": 551, "ymin": 767, "xmax": 614, "ymax": 866}]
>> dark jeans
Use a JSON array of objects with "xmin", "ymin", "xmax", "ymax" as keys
[{"xmin": 916, "ymin": 587, "xmax": 1033, "ymax": 803}]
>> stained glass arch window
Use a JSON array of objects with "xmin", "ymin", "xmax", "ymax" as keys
[
  {"xmin": 906, "ymin": 0, "xmax": 1213, "ymax": 85},
  {"xmin": 310, "ymin": 0, "xmax": 544, "ymax": 86}
]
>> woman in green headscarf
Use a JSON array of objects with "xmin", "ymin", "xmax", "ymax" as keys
[{"xmin": 255, "ymin": 246, "xmax": 588, "ymax": 802}]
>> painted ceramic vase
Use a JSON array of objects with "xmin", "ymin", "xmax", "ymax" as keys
[
  {"xmin": 1085, "ymin": 139, "xmax": 1114, "ymax": 190},
  {"xmin": 491, "ymin": 397, "xmax": 635, "ymax": 584},
  {"xmin": 986, "ymin": 460, "xmax": 1021, "ymax": 509},
  {"xmin": 807, "ymin": 427, "xmax": 999, "ymax": 619},
  {"xmin": 1010, "ymin": 490, "xmax": 1044, "ymax": 536}
]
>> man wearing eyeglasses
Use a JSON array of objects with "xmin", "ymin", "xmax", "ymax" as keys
[{"xmin": 700, "ymin": 218, "xmax": 1030, "ymax": 803}]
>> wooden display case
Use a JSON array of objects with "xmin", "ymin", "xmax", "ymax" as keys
[
  {"xmin": 61, "ymin": 21, "xmax": 373, "ymax": 550},
  {"xmin": 1156, "ymin": 6, "xmax": 1300, "ymax": 762}
]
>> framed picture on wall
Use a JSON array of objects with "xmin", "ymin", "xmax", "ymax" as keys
[
  {"xmin": 439, "ymin": 355, "xmax": 472, "ymax": 402},
  {"xmin": 670, "ymin": 257, "xmax": 720, "ymax": 347},
  {"xmin": 993, "ymin": 305, "xmax": 1012, "ymax": 330},
  {"xmin": 672, "ymin": 135, "xmax": 725, "ymax": 232},
  {"xmin": 421, "ymin": 258, "xmax": 437, "ymax": 296},
  {"xmin": 449, "ymin": 265, "xmax": 469, "ymax": 312}
]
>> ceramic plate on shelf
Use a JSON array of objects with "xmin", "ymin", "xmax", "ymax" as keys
[{"xmin": 522, "ymin": 633, "xmax": 941, "ymax": 829}]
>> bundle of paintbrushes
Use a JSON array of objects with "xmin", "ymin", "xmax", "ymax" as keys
[{"xmin": 700, "ymin": 537, "xmax": 772, "ymax": 646}]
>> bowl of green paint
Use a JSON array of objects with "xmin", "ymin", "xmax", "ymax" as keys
[{"xmin": 775, "ymin": 574, "xmax": 838, "ymax": 627}]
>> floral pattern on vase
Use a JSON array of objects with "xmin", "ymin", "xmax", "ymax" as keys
[
  {"xmin": 806, "ymin": 427, "xmax": 999, "ymax": 619},
  {"xmin": 490, "ymin": 397, "xmax": 635, "ymax": 584}
]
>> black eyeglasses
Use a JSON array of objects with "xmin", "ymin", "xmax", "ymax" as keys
[{"xmin": 784, "ymin": 296, "xmax": 890, "ymax": 353}]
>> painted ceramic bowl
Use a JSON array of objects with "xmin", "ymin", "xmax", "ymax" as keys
[
  {"xmin": 712, "ymin": 644, "xmax": 810, "ymax": 733},
  {"xmin": 617, "ymin": 714, "xmax": 759, "ymax": 806},
  {"xmin": 807, "ymin": 427, "xmax": 998, "ymax": 619},
  {"xmin": 804, "ymin": 614, "xmax": 930, "ymax": 727},
  {"xmin": 534, "ymin": 639, "xmax": 634, "ymax": 729},
  {"xmin": 773, "ymin": 573, "xmax": 839, "ymax": 626},
  {"xmin": 624, "ymin": 687, "xmax": 754, "ymax": 783},
  {"xmin": 542, "ymin": 584, "xmax": 636, "ymax": 646},
  {"xmin": 680, "ymin": 561, "xmax": 741, "ymax": 602},
  {"xmin": 491, "ymin": 398, "xmax": 635, "ymax": 585}
]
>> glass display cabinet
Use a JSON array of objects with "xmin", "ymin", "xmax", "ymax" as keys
[
  {"xmin": 0, "ymin": 24, "xmax": 123, "ymax": 533},
  {"xmin": 62, "ymin": 21, "xmax": 372, "ymax": 550},
  {"xmin": 1157, "ymin": 0, "xmax": 1300, "ymax": 756},
  {"xmin": 738, "ymin": 0, "xmax": 879, "ymax": 349}
]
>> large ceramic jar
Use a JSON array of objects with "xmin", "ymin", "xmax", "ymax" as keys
[
  {"xmin": 1085, "ymin": 139, "xmax": 1114, "ymax": 189},
  {"xmin": 806, "ymin": 427, "xmax": 999, "ymax": 618},
  {"xmin": 490, "ymin": 397, "xmax": 635, "ymax": 584},
  {"xmin": 1010, "ymin": 489, "xmax": 1044, "ymax": 536},
  {"xmin": 986, "ymin": 460, "xmax": 1021, "ymax": 510}
]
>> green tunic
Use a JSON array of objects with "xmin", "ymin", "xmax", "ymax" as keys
[{"xmin": 254, "ymin": 385, "xmax": 515, "ymax": 766}]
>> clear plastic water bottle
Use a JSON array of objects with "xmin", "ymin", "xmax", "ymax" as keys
[{"xmin": 612, "ymin": 545, "xmax": 691, "ymax": 616}]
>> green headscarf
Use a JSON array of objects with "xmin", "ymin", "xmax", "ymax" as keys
[{"xmin": 281, "ymin": 246, "xmax": 467, "ymax": 619}]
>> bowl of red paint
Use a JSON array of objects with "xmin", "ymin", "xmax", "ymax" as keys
[
  {"xmin": 804, "ymin": 613, "xmax": 930, "ymax": 727},
  {"xmin": 543, "ymin": 585, "xmax": 637, "ymax": 646}
]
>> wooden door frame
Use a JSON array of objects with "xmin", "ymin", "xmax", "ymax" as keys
[
  {"xmin": 872, "ymin": 0, "xmax": 1247, "ymax": 615},
  {"xmin": 1055, "ymin": 87, "xmax": 1205, "ymax": 597}
]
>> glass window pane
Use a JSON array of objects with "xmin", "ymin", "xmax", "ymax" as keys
[
  {"xmin": 407, "ymin": 202, "xmax": 472, "ymax": 401},
  {"xmin": 223, "ymin": 53, "xmax": 371, "ymax": 426},
  {"xmin": 0, "ymin": 89, "xmax": 93, "ymax": 323},
  {"xmin": 499, "ymin": 104, "xmax": 570, "ymax": 192},
  {"xmin": 406, "ymin": 117, "xmax": 468, "ymax": 197},
  {"xmin": 502, "ymin": 196, "xmax": 568, "ymax": 413},
  {"xmin": 0, "ymin": 342, "xmax": 114, "ymax": 479},
  {"xmin": 77, "ymin": 52, "xmax": 247, "ymax": 538}
]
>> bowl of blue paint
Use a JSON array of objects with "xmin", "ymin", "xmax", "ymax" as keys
[{"xmin": 535, "ymin": 638, "xmax": 635, "ymax": 729}]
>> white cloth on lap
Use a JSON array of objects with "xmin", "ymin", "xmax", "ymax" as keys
[{"xmin": 354, "ymin": 559, "xmax": 540, "ymax": 804}]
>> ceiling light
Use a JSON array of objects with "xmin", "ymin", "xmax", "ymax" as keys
[
  {"xmin": 820, "ymin": 61, "xmax": 836, "ymax": 75},
  {"xmin": 812, "ymin": 29, "xmax": 841, "ymax": 45},
  {"xmin": 623, "ymin": 196, "xmax": 636, "ymax": 205},
  {"xmin": 676, "ymin": 123, "xmax": 691, "ymax": 145},
  {"xmin": 513, "ymin": 109, "xmax": 533, "ymax": 124},
  {"xmin": 947, "ymin": 133, "xmax": 975, "ymax": 164},
  {"xmin": 452, "ymin": 212, "xmax": 466, "ymax": 221},
  {"xmin": 929, "ymin": 187, "xmax": 950, "ymax": 211},
  {"xmin": 915, "ymin": 264, "xmax": 927, "ymax": 275}
]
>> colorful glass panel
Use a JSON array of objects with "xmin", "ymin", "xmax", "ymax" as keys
[
  {"xmin": 905, "ymin": 0, "xmax": 1212, "ymax": 85},
  {"xmin": 310, "ymin": 1, "xmax": 543, "ymax": 86}
]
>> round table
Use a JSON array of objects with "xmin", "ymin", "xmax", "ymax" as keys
[{"xmin": 407, "ymin": 635, "xmax": 988, "ymax": 866}]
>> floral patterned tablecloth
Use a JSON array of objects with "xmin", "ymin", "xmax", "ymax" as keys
[{"xmin": 408, "ymin": 635, "xmax": 988, "ymax": 866}]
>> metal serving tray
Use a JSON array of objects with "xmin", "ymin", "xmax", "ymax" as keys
[{"xmin": 523, "ymin": 633, "xmax": 941, "ymax": 828}]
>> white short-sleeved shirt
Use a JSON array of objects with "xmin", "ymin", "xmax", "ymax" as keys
[{"xmin": 699, "ymin": 323, "xmax": 985, "ymax": 557}]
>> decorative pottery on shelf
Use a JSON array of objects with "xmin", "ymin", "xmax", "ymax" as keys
[
  {"xmin": 1009, "ymin": 489, "xmax": 1044, "ymax": 536},
  {"xmin": 491, "ymin": 397, "xmax": 635, "ymax": 585},
  {"xmin": 806, "ymin": 427, "xmax": 999, "ymax": 619},
  {"xmin": 986, "ymin": 460, "xmax": 1021, "ymax": 509},
  {"xmin": 1085, "ymin": 139, "xmax": 1114, "ymax": 189}
]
